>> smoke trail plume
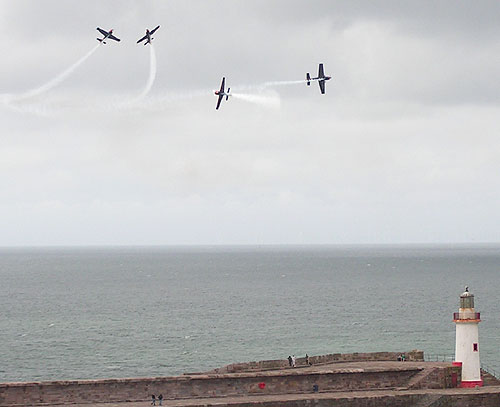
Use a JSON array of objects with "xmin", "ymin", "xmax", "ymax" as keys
[
  {"xmin": 238, "ymin": 79, "xmax": 307, "ymax": 92},
  {"xmin": 116, "ymin": 88, "xmax": 213, "ymax": 112},
  {"xmin": 230, "ymin": 92, "xmax": 281, "ymax": 108},
  {"xmin": 136, "ymin": 44, "xmax": 157, "ymax": 100},
  {"xmin": 117, "ymin": 44, "xmax": 158, "ymax": 110},
  {"xmin": 0, "ymin": 98, "xmax": 54, "ymax": 116},
  {"xmin": 6, "ymin": 44, "xmax": 101, "ymax": 102},
  {"xmin": 261, "ymin": 79, "xmax": 307, "ymax": 88}
]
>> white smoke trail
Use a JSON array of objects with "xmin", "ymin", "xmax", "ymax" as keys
[
  {"xmin": 6, "ymin": 44, "xmax": 101, "ymax": 102},
  {"xmin": 116, "ymin": 88, "xmax": 213, "ymax": 112},
  {"xmin": 0, "ymin": 99, "xmax": 54, "ymax": 116},
  {"xmin": 261, "ymin": 79, "xmax": 308, "ymax": 87},
  {"xmin": 230, "ymin": 92, "xmax": 281, "ymax": 108},
  {"xmin": 0, "ymin": 91, "xmax": 60, "ymax": 117},
  {"xmin": 117, "ymin": 44, "xmax": 158, "ymax": 109},
  {"xmin": 238, "ymin": 79, "xmax": 307, "ymax": 92},
  {"xmin": 136, "ymin": 43, "xmax": 157, "ymax": 100}
]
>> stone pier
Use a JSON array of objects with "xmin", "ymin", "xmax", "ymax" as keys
[{"xmin": 1, "ymin": 351, "xmax": 499, "ymax": 407}]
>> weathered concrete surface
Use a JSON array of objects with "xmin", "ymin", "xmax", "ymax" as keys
[{"xmin": 63, "ymin": 386, "xmax": 500, "ymax": 407}]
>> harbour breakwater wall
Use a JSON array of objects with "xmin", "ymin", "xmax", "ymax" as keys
[
  {"xmin": 0, "ymin": 351, "xmax": 452, "ymax": 407},
  {"xmin": 1, "ymin": 368, "xmax": 421, "ymax": 406}
]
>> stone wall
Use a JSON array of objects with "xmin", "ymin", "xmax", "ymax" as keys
[
  {"xmin": 443, "ymin": 393, "xmax": 500, "ymax": 407},
  {"xmin": 208, "ymin": 350, "xmax": 424, "ymax": 374},
  {"xmin": 0, "ymin": 367, "xmax": 422, "ymax": 406},
  {"xmin": 407, "ymin": 365, "xmax": 461, "ymax": 390}
]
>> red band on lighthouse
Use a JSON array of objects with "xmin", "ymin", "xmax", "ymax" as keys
[{"xmin": 460, "ymin": 380, "xmax": 484, "ymax": 388}]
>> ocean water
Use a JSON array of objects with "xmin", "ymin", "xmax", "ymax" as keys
[{"xmin": 0, "ymin": 245, "xmax": 499, "ymax": 382}]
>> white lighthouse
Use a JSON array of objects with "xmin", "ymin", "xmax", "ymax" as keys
[{"xmin": 453, "ymin": 286, "xmax": 483, "ymax": 387}]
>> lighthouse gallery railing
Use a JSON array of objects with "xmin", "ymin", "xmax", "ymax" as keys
[{"xmin": 453, "ymin": 312, "xmax": 480, "ymax": 320}]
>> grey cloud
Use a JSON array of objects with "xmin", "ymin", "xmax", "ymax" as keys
[
  {"xmin": 3, "ymin": 0, "xmax": 500, "ymax": 105},
  {"xmin": 2, "ymin": 1, "xmax": 500, "ymax": 245}
]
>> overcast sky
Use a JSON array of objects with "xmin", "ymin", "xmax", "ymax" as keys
[{"xmin": 1, "ymin": 1, "xmax": 500, "ymax": 246}]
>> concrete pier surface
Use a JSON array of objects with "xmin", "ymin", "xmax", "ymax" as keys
[{"xmin": 68, "ymin": 386, "xmax": 500, "ymax": 407}]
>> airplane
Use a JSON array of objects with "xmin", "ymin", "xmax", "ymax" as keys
[
  {"xmin": 306, "ymin": 63, "xmax": 331, "ymax": 94},
  {"xmin": 214, "ymin": 77, "xmax": 231, "ymax": 110},
  {"xmin": 96, "ymin": 28, "xmax": 121, "ymax": 44},
  {"xmin": 137, "ymin": 25, "xmax": 160, "ymax": 45}
]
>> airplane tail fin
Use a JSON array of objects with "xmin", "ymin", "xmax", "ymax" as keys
[
  {"xmin": 226, "ymin": 88, "xmax": 230, "ymax": 100},
  {"xmin": 97, "ymin": 38, "xmax": 106, "ymax": 44},
  {"xmin": 306, "ymin": 73, "xmax": 311, "ymax": 86}
]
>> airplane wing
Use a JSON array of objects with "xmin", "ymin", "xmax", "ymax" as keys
[
  {"xmin": 216, "ymin": 94, "xmax": 224, "ymax": 110},
  {"xmin": 319, "ymin": 80, "xmax": 326, "ymax": 94},
  {"xmin": 150, "ymin": 25, "xmax": 160, "ymax": 35},
  {"xmin": 108, "ymin": 34, "xmax": 121, "ymax": 42},
  {"xmin": 219, "ymin": 77, "xmax": 225, "ymax": 93},
  {"xmin": 137, "ymin": 34, "xmax": 147, "ymax": 43},
  {"xmin": 97, "ymin": 27, "xmax": 109, "ymax": 36},
  {"xmin": 318, "ymin": 63, "xmax": 325, "ymax": 79}
]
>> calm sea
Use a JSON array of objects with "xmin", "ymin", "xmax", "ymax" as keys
[{"xmin": 1, "ymin": 245, "xmax": 499, "ymax": 382}]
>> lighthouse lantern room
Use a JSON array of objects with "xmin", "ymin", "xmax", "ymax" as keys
[{"xmin": 453, "ymin": 286, "xmax": 483, "ymax": 387}]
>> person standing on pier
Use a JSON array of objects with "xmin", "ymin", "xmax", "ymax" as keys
[{"xmin": 151, "ymin": 394, "xmax": 156, "ymax": 405}]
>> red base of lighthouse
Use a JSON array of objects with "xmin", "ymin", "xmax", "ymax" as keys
[{"xmin": 460, "ymin": 380, "xmax": 483, "ymax": 388}]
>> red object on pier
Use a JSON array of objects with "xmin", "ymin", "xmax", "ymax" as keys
[{"xmin": 258, "ymin": 382, "xmax": 266, "ymax": 389}]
